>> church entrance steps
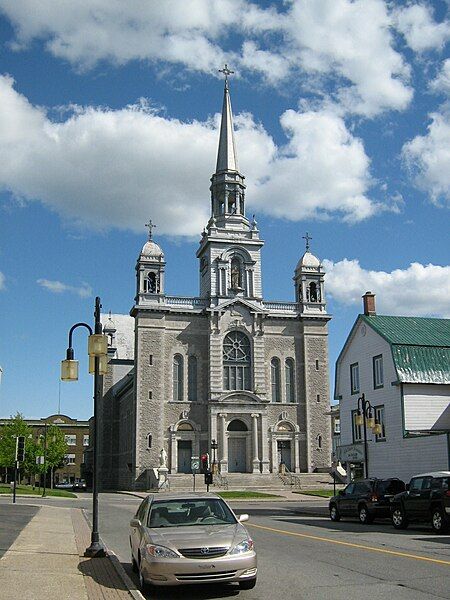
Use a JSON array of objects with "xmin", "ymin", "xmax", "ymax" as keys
[{"xmin": 166, "ymin": 471, "xmax": 334, "ymax": 492}]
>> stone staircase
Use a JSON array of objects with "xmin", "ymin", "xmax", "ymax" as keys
[{"xmin": 166, "ymin": 471, "xmax": 335, "ymax": 492}]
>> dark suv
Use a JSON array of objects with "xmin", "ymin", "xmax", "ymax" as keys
[
  {"xmin": 329, "ymin": 478, "xmax": 405, "ymax": 524},
  {"xmin": 390, "ymin": 471, "xmax": 450, "ymax": 533}
]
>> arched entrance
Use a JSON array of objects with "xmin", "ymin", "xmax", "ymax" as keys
[{"xmin": 227, "ymin": 419, "xmax": 248, "ymax": 473}]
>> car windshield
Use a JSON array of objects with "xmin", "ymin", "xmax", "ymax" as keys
[
  {"xmin": 377, "ymin": 479, "xmax": 405, "ymax": 495},
  {"xmin": 147, "ymin": 499, "xmax": 237, "ymax": 528}
]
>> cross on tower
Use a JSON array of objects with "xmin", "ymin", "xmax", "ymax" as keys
[
  {"xmin": 302, "ymin": 232, "xmax": 312, "ymax": 252},
  {"xmin": 219, "ymin": 64, "xmax": 234, "ymax": 83},
  {"xmin": 145, "ymin": 219, "xmax": 156, "ymax": 240}
]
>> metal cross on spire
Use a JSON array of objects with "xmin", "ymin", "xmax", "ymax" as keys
[
  {"xmin": 145, "ymin": 219, "xmax": 156, "ymax": 240},
  {"xmin": 219, "ymin": 64, "xmax": 234, "ymax": 85},
  {"xmin": 302, "ymin": 232, "xmax": 312, "ymax": 252}
]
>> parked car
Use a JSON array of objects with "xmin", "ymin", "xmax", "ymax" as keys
[
  {"xmin": 55, "ymin": 481, "xmax": 74, "ymax": 490},
  {"xmin": 130, "ymin": 492, "xmax": 257, "ymax": 592},
  {"xmin": 390, "ymin": 471, "xmax": 450, "ymax": 533},
  {"xmin": 329, "ymin": 478, "xmax": 405, "ymax": 524},
  {"xmin": 73, "ymin": 479, "xmax": 87, "ymax": 492}
]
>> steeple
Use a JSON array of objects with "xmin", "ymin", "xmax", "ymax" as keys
[
  {"xmin": 216, "ymin": 65, "xmax": 238, "ymax": 173},
  {"xmin": 209, "ymin": 65, "xmax": 247, "ymax": 228}
]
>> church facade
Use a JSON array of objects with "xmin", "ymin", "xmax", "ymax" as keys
[{"xmin": 99, "ymin": 77, "xmax": 332, "ymax": 490}]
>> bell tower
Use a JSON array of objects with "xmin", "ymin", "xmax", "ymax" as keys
[
  {"xmin": 197, "ymin": 65, "xmax": 264, "ymax": 304},
  {"xmin": 135, "ymin": 219, "xmax": 165, "ymax": 306},
  {"xmin": 294, "ymin": 233, "xmax": 327, "ymax": 315}
]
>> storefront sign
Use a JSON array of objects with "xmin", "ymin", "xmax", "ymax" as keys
[{"xmin": 337, "ymin": 443, "xmax": 365, "ymax": 463}]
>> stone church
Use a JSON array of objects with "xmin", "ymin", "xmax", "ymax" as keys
[{"xmin": 99, "ymin": 76, "xmax": 332, "ymax": 490}]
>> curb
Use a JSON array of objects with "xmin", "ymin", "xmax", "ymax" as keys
[{"xmin": 81, "ymin": 508, "xmax": 145, "ymax": 600}]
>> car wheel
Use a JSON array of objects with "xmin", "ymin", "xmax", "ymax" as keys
[
  {"xmin": 391, "ymin": 506, "xmax": 409, "ymax": 529},
  {"xmin": 329, "ymin": 504, "xmax": 341, "ymax": 522},
  {"xmin": 431, "ymin": 507, "xmax": 449, "ymax": 534},
  {"xmin": 358, "ymin": 505, "xmax": 373, "ymax": 525},
  {"xmin": 239, "ymin": 578, "xmax": 257, "ymax": 590}
]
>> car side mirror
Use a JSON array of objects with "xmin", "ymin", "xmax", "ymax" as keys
[
  {"xmin": 338, "ymin": 490, "xmax": 345, "ymax": 496},
  {"xmin": 238, "ymin": 514, "xmax": 249, "ymax": 523},
  {"xmin": 130, "ymin": 518, "xmax": 141, "ymax": 528}
]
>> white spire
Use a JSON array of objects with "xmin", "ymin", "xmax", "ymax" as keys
[{"xmin": 216, "ymin": 66, "xmax": 238, "ymax": 173}]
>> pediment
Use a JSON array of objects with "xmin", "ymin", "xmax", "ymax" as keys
[
  {"xmin": 216, "ymin": 391, "xmax": 267, "ymax": 404},
  {"xmin": 213, "ymin": 296, "xmax": 264, "ymax": 314}
]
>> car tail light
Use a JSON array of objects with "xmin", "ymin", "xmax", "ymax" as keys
[{"xmin": 445, "ymin": 490, "xmax": 450, "ymax": 497}]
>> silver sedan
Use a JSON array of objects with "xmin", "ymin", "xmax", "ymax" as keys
[{"xmin": 129, "ymin": 492, "xmax": 257, "ymax": 591}]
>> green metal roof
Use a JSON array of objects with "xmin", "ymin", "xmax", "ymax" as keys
[
  {"xmin": 361, "ymin": 315, "xmax": 450, "ymax": 384},
  {"xmin": 361, "ymin": 315, "xmax": 450, "ymax": 346}
]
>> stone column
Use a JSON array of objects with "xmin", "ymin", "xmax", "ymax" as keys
[
  {"xmin": 170, "ymin": 431, "xmax": 177, "ymax": 474},
  {"xmin": 260, "ymin": 414, "xmax": 270, "ymax": 473},
  {"xmin": 251, "ymin": 413, "xmax": 260, "ymax": 473},
  {"xmin": 219, "ymin": 414, "xmax": 228, "ymax": 473},
  {"xmin": 271, "ymin": 436, "xmax": 278, "ymax": 473},
  {"xmin": 294, "ymin": 432, "xmax": 300, "ymax": 473}
]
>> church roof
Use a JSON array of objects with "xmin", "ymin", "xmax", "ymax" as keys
[
  {"xmin": 216, "ymin": 78, "xmax": 238, "ymax": 173},
  {"xmin": 140, "ymin": 239, "xmax": 164, "ymax": 260},
  {"xmin": 100, "ymin": 313, "xmax": 135, "ymax": 360},
  {"xmin": 296, "ymin": 250, "xmax": 321, "ymax": 270}
]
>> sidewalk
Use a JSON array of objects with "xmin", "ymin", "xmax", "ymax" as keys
[{"xmin": 0, "ymin": 505, "xmax": 140, "ymax": 600}]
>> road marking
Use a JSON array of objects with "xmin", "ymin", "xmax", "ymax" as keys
[{"xmin": 248, "ymin": 523, "xmax": 450, "ymax": 567}]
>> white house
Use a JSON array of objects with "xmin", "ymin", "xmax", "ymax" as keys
[{"xmin": 335, "ymin": 292, "xmax": 450, "ymax": 482}]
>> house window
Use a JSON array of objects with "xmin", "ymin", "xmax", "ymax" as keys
[
  {"xmin": 188, "ymin": 355, "xmax": 198, "ymax": 401},
  {"xmin": 315, "ymin": 359, "xmax": 319, "ymax": 371},
  {"xmin": 316, "ymin": 394, "xmax": 321, "ymax": 403},
  {"xmin": 83, "ymin": 435, "xmax": 89, "ymax": 447},
  {"xmin": 173, "ymin": 354, "xmax": 184, "ymax": 401},
  {"xmin": 352, "ymin": 410, "xmax": 362, "ymax": 442},
  {"xmin": 148, "ymin": 390, "xmax": 152, "ymax": 400},
  {"xmin": 149, "ymin": 354, "xmax": 153, "ymax": 366},
  {"xmin": 147, "ymin": 434, "xmax": 152, "ymax": 449},
  {"xmin": 223, "ymin": 331, "xmax": 251, "ymax": 391},
  {"xmin": 271, "ymin": 358, "xmax": 281, "ymax": 402},
  {"xmin": 373, "ymin": 355, "xmax": 383, "ymax": 389},
  {"xmin": 334, "ymin": 419, "xmax": 341, "ymax": 434},
  {"xmin": 65, "ymin": 454, "xmax": 76, "ymax": 465},
  {"xmin": 374, "ymin": 405, "xmax": 386, "ymax": 441},
  {"xmin": 317, "ymin": 435, "xmax": 322, "ymax": 449},
  {"xmin": 285, "ymin": 358, "xmax": 295, "ymax": 403},
  {"xmin": 350, "ymin": 363, "xmax": 360, "ymax": 394},
  {"xmin": 64, "ymin": 435, "xmax": 76, "ymax": 446}
]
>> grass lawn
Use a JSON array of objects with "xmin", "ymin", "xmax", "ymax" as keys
[
  {"xmin": 218, "ymin": 491, "xmax": 283, "ymax": 500},
  {"xmin": 294, "ymin": 489, "xmax": 336, "ymax": 498},
  {"xmin": 0, "ymin": 484, "xmax": 76, "ymax": 498}
]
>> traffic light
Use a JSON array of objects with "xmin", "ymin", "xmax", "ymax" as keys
[
  {"xmin": 16, "ymin": 436, "xmax": 25, "ymax": 462},
  {"xmin": 201, "ymin": 453, "xmax": 210, "ymax": 473},
  {"xmin": 204, "ymin": 471, "xmax": 213, "ymax": 485}
]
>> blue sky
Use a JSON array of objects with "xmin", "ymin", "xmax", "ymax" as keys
[{"xmin": 0, "ymin": 0, "xmax": 449, "ymax": 420}]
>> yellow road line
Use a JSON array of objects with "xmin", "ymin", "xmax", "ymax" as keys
[{"xmin": 248, "ymin": 523, "xmax": 450, "ymax": 567}]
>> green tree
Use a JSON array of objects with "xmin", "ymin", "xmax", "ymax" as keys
[
  {"xmin": 0, "ymin": 413, "xmax": 34, "ymax": 482},
  {"xmin": 36, "ymin": 425, "xmax": 68, "ymax": 488}
]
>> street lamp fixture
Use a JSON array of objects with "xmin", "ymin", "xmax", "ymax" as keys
[
  {"xmin": 60, "ymin": 296, "xmax": 108, "ymax": 558},
  {"xmin": 356, "ymin": 393, "xmax": 382, "ymax": 478}
]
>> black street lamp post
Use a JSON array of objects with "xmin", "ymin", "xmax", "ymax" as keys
[
  {"xmin": 211, "ymin": 439, "xmax": 218, "ymax": 474},
  {"xmin": 355, "ymin": 393, "xmax": 382, "ymax": 478},
  {"xmin": 61, "ymin": 296, "xmax": 108, "ymax": 558}
]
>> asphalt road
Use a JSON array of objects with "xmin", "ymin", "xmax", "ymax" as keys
[{"xmin": 2, "ymin": 493, "xmax": 450, "ymax": 599}]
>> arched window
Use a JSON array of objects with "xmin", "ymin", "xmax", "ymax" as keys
[
  {"xmin": 173, "ymin": 354, "xmax": 184, "ymax": 401},
  {"xmin": 227, "ymin": 419, "xmax": 248, "ymax": 431},
  {"xmin": 271, "ymin": 358, "xmax": 281, "ymax": 402},
  {"xmin": 230, "ymin": 257, "xmax": 242, "ymax": 290},
  {"xmin": 285, "ymin": 359, "xmax": 295, "ymax": 403},
  {"xmin": 146, "ymin": 272, "xmax": 157, "ymax": 294},
  {"xmin": 177, "ymin": 422, "xmax": 194, "ymax": 431},
  {"xmin": 188, "ymin": 355, "xmax": 198, "ymax": 401},
  {"xmin": 223, "ymin": 331, "xmax": 251, "ymax": 391}
]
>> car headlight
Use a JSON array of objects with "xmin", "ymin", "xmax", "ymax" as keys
[
  {"xmin": 145, "ymin": 544, "xmax": 179, "ymax": 559},
  {"xmin": 229, "ymin": 538, "xmax": 254, "ymax": 555}
]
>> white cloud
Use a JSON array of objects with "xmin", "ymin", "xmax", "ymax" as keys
[
  {"xmin": 430, "ymin": 58, "xmax": 450, "ymax": 94},
  {"xmin": 281, "ymin": 0, "xmax": 413, "ymax": 117},
  {"xmin": 0, "ymin": 75, "xmax": 378, "ymax": 236},
  {"xmin": 37, "ymin": 278, "xmax": 92, "ymax": 298},
  {"xmin": 323, "ymin": 259, "xmax": 450, "ymax": 317},
  {"xmin": 402, "ymin": 110, "xmax": 450, "ymax": 205},
  {"xmin": 0, "ymin": 271, "xmax": 5, "ymax": 290},
  {"xmin": 393, "ymin": 3, "xmax": 450, "ymax": 52},
  {"xmin": 0, "ymin": 0, "xmax": 413, "ymax": 117}
]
